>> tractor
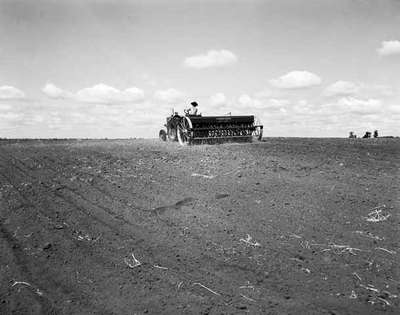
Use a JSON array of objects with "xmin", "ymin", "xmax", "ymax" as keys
[{"xmin": 159, "ymin": 109, "xmax": 263, "ymax": 145}]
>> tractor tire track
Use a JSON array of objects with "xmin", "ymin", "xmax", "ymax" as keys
[
  {"xmin": 0, "ymin": 221, "xmax": 59, "ymax": 315},
  {"xmin": 0, "ymin": 152, "xmax": 245, "ymax": 311},
  {"xmin": 1, "ymin": 150, "xmax": 256, "ymax": 310},
  {"xmin": 0, "ymin": 143, "xmax": 327, "ymax": 314},
  {"xmin": 0, "ymin": 155, "xmax": 140, "ymax": 314}
]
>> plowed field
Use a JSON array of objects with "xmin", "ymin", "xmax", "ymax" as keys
[{"xmin": 0, "ymin": 138, "xmax": 399, "ymax": 314}]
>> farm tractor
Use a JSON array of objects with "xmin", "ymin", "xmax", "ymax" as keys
[{"xmin": 159, "ymin": 109, "xmax": 263, "ymax": 145}]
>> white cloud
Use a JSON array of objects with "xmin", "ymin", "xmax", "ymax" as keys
[
  {"xmin": 236, "ymin": 94, "xmax": 289, "ymax": 112},
  {"xmin": 377, "ymin": 40, "xmax": 400, "ymax": 56},
  {"xmin": 387, "ymin": 105, "xmax": 400, "ymax": 114},
  {"xmin": 298, "ymin": 100, "xmax": 308, "ymax": 107},
  {"xmin": 366, "ymin": 84, "xmax": 394, "ymax": 97},
  {"xmin": 30, "ymin": 114, "xmax": 45, "ymax": 124},
  {"xmin": 270, "ymin": 71, "xmax": 322, "ymax": 89},
  {"xmin": 266, "ymin": 98, "xmax": 290, "ymax": 109},
  {"xmin": 254, "ymin": 89, "xmax": 273, "ymax": 99},
  {"xmin": 326, "ymin": 97, "xmax": 382, "ymax": 115},
  {"xmin": 0, "ymin": 112, "xmax": 23, "ymax": 123},
  {"xmin": 254, "ymin": 96, "xmax": 397, "ymax": 137},
  {"xmin": 42, "ymin": 83, "xmax": 72, "ymax": 99},
  {"xmin": 237, "ymin": 94, "xmax": 264, "ymax": 109},
  {"xmin": 292, "ymin": 100, "xmax": 315, "ymax": 115},
  {"xmin": 323, "ymin": 81, "xmax": 360, "ymax": 97},
  {"xmin": 76, "ymin": 84, "xmax": 121, "ymax": 103},
  {"xmin": 237, "ymin": 94, "xmax": 255, "ymax": 107},
  {"xmin": 210, "ymin": 93, "xmax": 227, "ymax": 106},
  {"xmin": 0, "ymin": 86, "xmax": 25, "ymax": 99},
  {"xmin": 153, "ymin": 88, "xmax": 184, "ymax": 104},
  {"xmin": 340, "ymin": 97, "xmax": 382, "ymax": 115},
  {"xmin": 42, "ymin": 83, "xmax": 145, "ymax": 104},
  {"xmin": 76, "ymin": 84, "xmax": 144, "ymax": 103},
  {"xmin": 123, "ymin": 87, "xmax": 145, "ymax": 102},
  {"xmin": 323, "ymin": 81, "xmax": 395, "ymax": 99},
  {"xmin": 184, "ymin": 50, "xmax": 238, "ymax": 69},
  {"xmin": 0, "ymin": 103, "xmax": 12, "ymax": 111},
  {"xmin": 70, "ymin": 112, "xmax": 98, "ymax": 125}
]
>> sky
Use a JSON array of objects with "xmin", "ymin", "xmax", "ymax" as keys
[{"xmin": 1, "ymin": 0, "xmax": 400, "ymax": 138}]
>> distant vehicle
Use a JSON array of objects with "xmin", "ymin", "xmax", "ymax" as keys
[
  {"xmin": 363, "ymin": 131, "xmax": 372, "ymax": 138},
  {"xmin": 159, "ymin": 110, "xmax": 263, "ymax": 145},
  {"xmin": 349, "ymin": 131, "xmax": 357, "ymax": 138}
]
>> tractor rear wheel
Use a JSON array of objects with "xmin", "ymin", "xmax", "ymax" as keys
[{"xmin": 177, "ymin": 117, "xmax": 193, "ymax": 146}]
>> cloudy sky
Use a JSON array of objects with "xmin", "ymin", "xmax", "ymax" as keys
[{"xmin": 1, "ymin": 0, "xmax": 399, "ymax": 138}]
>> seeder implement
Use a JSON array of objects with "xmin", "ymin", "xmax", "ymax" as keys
[{"xmin": 159, "ymin": 113, "xmax": 263, "ymax": 145}]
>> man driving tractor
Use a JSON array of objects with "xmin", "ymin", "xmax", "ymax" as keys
[{"xmin": 184, "ymin": 101, "xmax": 199, "ymax": 115}]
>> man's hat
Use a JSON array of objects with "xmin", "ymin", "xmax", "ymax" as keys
[{"xmin": 190, "ymin": 101, "xmax": 198, "ymax": 107}]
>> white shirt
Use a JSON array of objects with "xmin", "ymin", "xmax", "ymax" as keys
[{"xmin": 188, "ymin": 105, "xmax": 198, "ymax": 115}]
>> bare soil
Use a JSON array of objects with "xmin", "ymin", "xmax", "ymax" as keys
[{"xmin": 0, "ymin": 138, "xmax": 399, "ymax": 314}]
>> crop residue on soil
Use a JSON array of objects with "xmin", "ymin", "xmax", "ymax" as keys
[{"xmin": 0, "ymin": 138, "xmax": 399, "ymax": 314}]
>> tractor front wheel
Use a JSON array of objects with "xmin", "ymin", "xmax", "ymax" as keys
[
  {"xmin": 159, "ymin": 130, "xmax": 167, "ymax": 141},
  {"xmin": 167, "ymin": 128, "xmax": 177, "ymax": 141}
]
